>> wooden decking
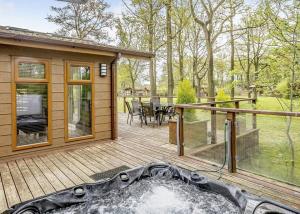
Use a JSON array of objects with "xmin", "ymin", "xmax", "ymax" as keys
[{"xmin": 0, "ymin": 113, "xmax": 299, "ymax": 213}]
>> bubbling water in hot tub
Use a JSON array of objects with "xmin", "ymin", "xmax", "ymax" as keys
[
  {"xmin": 5, "ymin": 164, "xmax": 299, "ymax": 214},
  {"xmin": 47, "ymin": 177, "xmax": 240, "ymax": 214}
]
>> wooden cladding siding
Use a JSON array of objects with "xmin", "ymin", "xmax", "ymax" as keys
[
  {"xmin": 0, "ymin": 45, "xmax": 114, "ymax": 159},
  {"xmin": 0, "ymin": 55, "xmax": 12, "ymax": 156}
]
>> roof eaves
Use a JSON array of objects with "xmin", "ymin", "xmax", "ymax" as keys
[{"xmin": 0, "ymin": 27, "xmax": 155, "ymax": 59}]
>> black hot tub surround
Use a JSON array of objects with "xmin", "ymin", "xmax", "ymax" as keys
[{"xmin": 2, "ymin": 163, "xmax": 300, "ymax": 214}]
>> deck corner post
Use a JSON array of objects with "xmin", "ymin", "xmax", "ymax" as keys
[
  {"xmin": 211, "ymin": 103, "xmax": 217, "ymax": 144},
  {"xmin": 111, "ymin": 56, "xmax": 119, "ymax": 140},
  {"xmin": 252, "ymin": 98, "xmax": 257, "ymax": 129},
  {"xmin": 226, "ymin": 111, "xmax": 237, "ymax": 173},
  {"xmin": 235, "ymin": 101, "xmax": 240, "ymax": 109},
  {"xmin": 176, "ymin": 107, "xmax": 184, "ymax": 156}
]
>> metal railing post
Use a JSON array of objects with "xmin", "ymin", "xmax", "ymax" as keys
[
  {"xmin": 226, "ymin": 111, "xmax": 237, "ymax": 173},
  {"xmin": 176, "ymin": 107, "xmax": 184, "ymax": 156}
]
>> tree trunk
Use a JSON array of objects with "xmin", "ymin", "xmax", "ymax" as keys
[
  {"xmin": 178, "ymin": 30, "xmax": 184, "ymax": 81},
  {"xmin": 254, "ymin": 59, "xmax": 259, "ymax": 84},
  {"xmin": 149, "ymin": 3, "xmax": 156, "ymax": 96},
  {"xmin": 207, "ymin": 41, "xmax": 215, "ymax": 101},
  {"xmin": 128, "ymin": 60, "xmax": 136, "ymax": 94},
  {"xmin": 166, "ymin": 0, "xmax": 174, "ymax": 103},
  {"xmin": 192, "ymin": 56, "xmax": 198, "ymax": 98},
  {"xmin": 205, "ymin": 31, "xmax": 216, "ymax": 144},
  {"xmin": 246, "ymin": 28, "xmax": 251, "ymax": 98},
  {"xmin": 149, "ymin": 58, "xmax": 156, "ymax": 96},
  {"xmin": 230, "ymin": 7, "xmax": 235, "ymax": 99},
  {"xmin": 197, "ymin": 76, "xmax": 201, "ymax": 103},
  {"xmin": 286, "ymin": 32, "xmax": 297, "ymax": 166}
]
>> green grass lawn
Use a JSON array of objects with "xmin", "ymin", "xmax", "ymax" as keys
[
  {"xmin": 238, "ymin": 113, "xmax": 300, "ymax": 186},
  {"xmin": 118, "ymin": 96, "xmax": 300, "ymax": 186},
  {"xmin": 238, "ymin": 97, "xmax": 300, "ymax": 186}
]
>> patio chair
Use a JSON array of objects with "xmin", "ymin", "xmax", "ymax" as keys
[
  {"xmin": 131, "ymin": 100, "xmax": 141, "ymax": 114},
  {"xmin": 125, "ymin": 101, "xmax": 143, "ymax": 126},
  {"xmin": 158, "ymin": 105, "xmax": 172, "ymax": 124},
  {"xmin": 150, "ymin": 97, "xmax": 160, "ymax": 111},
  {"xmin": 142, "ymin": 102, "xmax": 161, "ymax": 126}
]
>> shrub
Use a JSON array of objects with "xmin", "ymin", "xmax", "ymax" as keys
[
  {"xmin": 177, "ymin": 80, "xmax": 196, "ymax": 121},
  {"xmin": 177, "ymin": 80, "xmax": 196, "ymax": 104},
  {"xmin": 276, "ymin": 79, "xmax": 300, "ymax": 99},
  {"xmin": 215, "ymin": 88, "xmax": 233, "ymax": 108}
]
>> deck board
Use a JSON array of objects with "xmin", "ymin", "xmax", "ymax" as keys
[
  {"xmin": 67, "ymin": 151, "xmax": 101, "ymax": 173},
  {"xmin": 7, "ymin": 161, "xmax": 33, "ymax": 202},
  {"xmin": 53, "ymin": 153, "xmax": 93, "ymax": 183},
  {"xmin": 44, "ymin": 155, "xmax": 83, "ymax": 186},
  {"xmin": 0, "ymin": 174, "xmax": 8, "ymax": 213},
  {"xmin": 39, "ymin": 156, "xmax": 75, "ymax": 189},
  {"xmin": 24, "ymin": 158, "xmax": 56, "ymax": 195},
  {"xmin": 0, "ymin": 113, "xmax": 299, "ymax": 211},
  {"xmin": 16, "ymin": 159, "xmax": 44, "ymax": 198},
  {"xmin": 78, "ymin": 147, "xmax": 114, "ymax": 169},
  {"xmin": 72, "ymin": 149, "xmax": 109, "ymax": 171},
  {"xmin": 0, "ymin": 163, "xmax": 20, "ymax": 208},
  {"xmin": 31, "ymin": 156, "xmax": 65, "ymax": 191}
]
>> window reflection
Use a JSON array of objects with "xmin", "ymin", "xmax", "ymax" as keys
[
  {"xmin": 16, "ymin": 84, "xmax": 48, "ymax": 146},
  {"xmin": 68, "ymin": 85, "xmax": 92, "ymax": 138},
  {"xmin": 69, "ymin": 66, "xmax": 90, "ymax": 80},
  {"xmin": 19, "ymin": 63, "xmax": 45, "ymax": 79}
]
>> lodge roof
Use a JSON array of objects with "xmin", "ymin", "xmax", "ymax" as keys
[{"xmin": 0, "ymin": 26, "xmax": 154, "ymax": 59}]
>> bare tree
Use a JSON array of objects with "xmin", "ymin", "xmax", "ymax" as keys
[
  {"xmin": 189, "ymin": 0, "xmax": 239, "ymax": 144},
  {"xmin": 116, "ymin": 15, "xmax": 147, "ymax": 93},
  {"xmin": 187, "ymin": 19, "xmax": 207, "ymax": 102},
  {"xmin": 166, "ymin": 0, "xmax": 174, "ymax": 103},
  {"xmin": 189, "ymin": 0, "xmax": 235, "ymax": 101},
  {"xmin": 47, "ymin": 0, "xmax": 113, "ymax": 42},
  {"xmin": 173, "ymin": 0, "xmax": 189, "ymax": 81},
  {"xmin": 236, "ymin": 13, "xmax": 252, "ymax": 98},
  {"xmin": 264, "ymin": 0, "xmax": 300, "ymax": 166},
  {"xmin": 228, "ymin": 0, "xmax": 243, "ymax": 98},
  {"xmin": 122, "ymin": 0, "xmax": 164, "ymax": 96}
]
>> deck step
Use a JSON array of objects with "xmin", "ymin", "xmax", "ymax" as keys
[{"xmin": 90, "ymin": 165, "xmax": 130, "ymax": 181}]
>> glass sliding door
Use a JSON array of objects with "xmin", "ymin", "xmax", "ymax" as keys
[
  {"xmin": 65, "ymin": 62, "xmax": 94, "ymax": 141},
  {"xmin": 68, "ymin": 85, "xmax": 92, "ymax": 138},
  {"xmin": 13, "ymin": 57, "xmax": 51, "ymax": 150}
]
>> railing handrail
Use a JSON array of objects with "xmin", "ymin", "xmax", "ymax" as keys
[
  {"xmin": 191, "ymin": 98, "xmax": 255, "ymax": 106},
  {"xmin": 118, "ymin": 95, "xmax": 253, "ymax": 101},
  {"xmin": 118, "ymin": 95, "xmax": 177, "ymax": 98},
  {"xmin": 118, "ymin": 95, "xmax": 217, "ymax": 99},
  {"xmin": 175, "ymin": 104, "xmax": 300, "ymax": 117}
]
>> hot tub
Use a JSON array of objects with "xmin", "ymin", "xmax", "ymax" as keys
[{"xmin": 3, "ymin": 163, "xmax": 299, "ymax": 214}]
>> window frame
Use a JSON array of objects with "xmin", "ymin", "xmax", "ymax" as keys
[
  {"xmin": 64, "ymin": 61, "xmax": 95, "ymax": 142},
  {"xmin": 14, "ymin": 57, "xmax": 50, "ymax": 82},
  {"xmin": 12, "ymin": 57, "xmax": 52, "ymax": 151}
]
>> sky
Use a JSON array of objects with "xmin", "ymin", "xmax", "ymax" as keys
[
  {"xmin": 0, "ymin": 0, "xmax": 123, "ymax": 33},
  {"xmin": 0, "ymin": 0, "xmax": 258, "ymax": 34}
]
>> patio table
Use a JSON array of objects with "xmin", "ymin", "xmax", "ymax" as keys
[
  {"xmin": 157, "ymin": 103, "xmax": 174, "ymax": 125},
  {"xmin": 141, "ymin": 102, "xmax": 175, "ymax": 126}
]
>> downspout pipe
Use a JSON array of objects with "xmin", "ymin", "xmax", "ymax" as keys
[{"xmin": 111, "ymin": 53, "xmax": 122, "ymax": 140}]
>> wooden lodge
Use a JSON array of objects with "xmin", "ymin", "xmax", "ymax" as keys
[
  {"xmin": 0, "ymin": 26, "xmax": 153, "ymax": 159},
  {"xmin": 0, "ymin": 26, "xmax": 300, "ymax": 212}
]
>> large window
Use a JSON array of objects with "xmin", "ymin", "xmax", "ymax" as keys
[
  {"xmin": 65, "ymin": 62, "xmax": 94, "ymax": 141},
  {"xmin": 12, "ymin": 57, "xmax": 51, "ymax": 150}
]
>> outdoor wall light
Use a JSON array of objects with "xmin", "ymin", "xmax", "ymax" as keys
[{"xmin": 100, "ymin": 63, "xmax": 107, "ymax": 77}]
